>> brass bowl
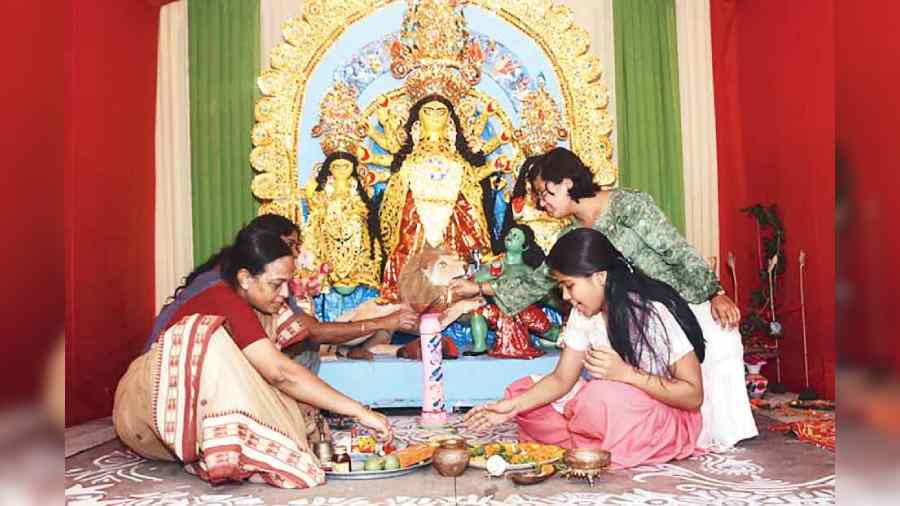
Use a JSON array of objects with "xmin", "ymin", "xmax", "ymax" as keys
[
  {"xmin": 563, "ymin": 448, "xmax": 611, "ymax": 471},
  {"xmin": 509, "ymin": 465, "xmax": 556, "ymax": 485}
]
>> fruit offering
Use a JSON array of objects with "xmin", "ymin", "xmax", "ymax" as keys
[
  {"xmin": 363, "ymin": 457, "xmax": 384, "ymax": 471},
  {"xmin": 356, "ymin": 435, "xmax": 377, "ymax": 453},
  {"xmin": 393, "ymin": 443, "xmax": 436, "ymax": 468},
  {"xmin": 383, "ymin": 455, "xmax": 401, "ymax": 470},
  {"xmin": 326, "ymin": 442, "xmax": 434, "ymax": 478},
  {"xmin": 469, "ymin": 441, "xmax": 564, "ymax": 468}
]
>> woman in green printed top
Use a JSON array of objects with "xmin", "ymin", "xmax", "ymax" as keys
[{"xmin": 451, "ymin": 147, "xmax": 757, "ymax": 450}]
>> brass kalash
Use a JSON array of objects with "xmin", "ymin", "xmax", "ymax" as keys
[
  {"xmin": 560, "ymin": 448, "xmax": 611, "ymax": 487},
  {"xmin": 250, "ymin": 0, "xmax": 617, "ymax": 313}
]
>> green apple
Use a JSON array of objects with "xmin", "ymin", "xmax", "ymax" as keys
[
  {"xmin": 383, "ymin": 455, "xmax": 401, "ymax": 470},
  {"xmin": 363, "ymin": 457, "xmax": 384, "ymax": 471}
]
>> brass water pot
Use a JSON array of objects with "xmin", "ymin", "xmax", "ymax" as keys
[{"xmin": 432, "ymin": 438, "xmax": 469, "ymax": 477}]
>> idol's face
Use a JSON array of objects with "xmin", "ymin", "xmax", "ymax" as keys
[
  {"xmin": 551, "ymin": 270, "xmax": 607, "ymax": 317},
  {"xmin": 428, "ymin": 253, "xmax": 467, "ymax": 286},
  {"xmin": 419, "ymin": 100, "xmax": 451, "ymax": 134},
  {"xmin": 330, "ymin": 158, "xmax": 354, "ymax": 180},
  {"xmin": 504, "ymin": 228, "xmax": 526, "ymax": 252}
]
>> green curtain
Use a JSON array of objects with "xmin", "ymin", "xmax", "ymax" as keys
[
  {"xmin": 613, "ymin": 0, "xmax": 686, "ymax": 232},
  {"xmin": 189, "ymin": 0, "xmax": 260, "ymax": 265}
]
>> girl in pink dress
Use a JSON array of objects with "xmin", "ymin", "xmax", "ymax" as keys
[{"xmin": 465, "ymin": 228, "xmax": 707, "ymax": 469}]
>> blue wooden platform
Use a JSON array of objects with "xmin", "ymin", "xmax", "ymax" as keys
[{"xmin": 319, "ymin": 351, "xmax": 560, "ymax": 409}]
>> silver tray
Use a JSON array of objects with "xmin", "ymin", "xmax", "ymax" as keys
[{"xmin": 326, "ymin": 458, "xmax": 432, "ymax": 480}]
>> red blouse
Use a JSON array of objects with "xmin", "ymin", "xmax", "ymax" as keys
[{"xmin": 166, "ymin": 281, "xmax": 267, "ymax": 349}]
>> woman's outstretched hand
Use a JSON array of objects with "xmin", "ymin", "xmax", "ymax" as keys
[
  {"xmin": 449, "ymin": 278, "xmax": 481, "ymax": 300},
  {"xmin": 382, "ymin": 306, "xmax": 420, "ymax": 333},
  {"xmin": 710, "ymin": 293, "xmax": 741, "ymax": 329},
  {"xmin": 355, "ymin": 408, "xmax": 393, "ymax": 444},
  {"xmin": 464, "ymin": 399, "xmax": 519, "ymax": 431}
]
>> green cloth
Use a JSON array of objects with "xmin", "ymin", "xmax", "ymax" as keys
[
  {"xmin": 489, "ymin": 188, "xmax": 722, "ymax": 314},
  {"xmin": 189, "ymin": 0, "xmax": 261, "ymax": 265},
  {"xmin": 613, "ymin": 0, "xmax": 686, "ymax": 233}
]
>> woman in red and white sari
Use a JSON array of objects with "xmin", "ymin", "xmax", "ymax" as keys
[{"xmin": 113, "ymin": 227, "xmax": 408, "ymax": 489}]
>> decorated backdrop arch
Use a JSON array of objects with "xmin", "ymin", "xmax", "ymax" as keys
[{"xmin": 250, "ymin": 0, "xmax": 617, "ymax": 224}]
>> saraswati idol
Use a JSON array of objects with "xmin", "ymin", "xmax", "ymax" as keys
[
  {"xmin": 304, "ymin": 83, "xmax": 383, "ymax": 294},
  {"xmin": 365, "ymin": 0, "xmax": 509, "ymax": 300}
]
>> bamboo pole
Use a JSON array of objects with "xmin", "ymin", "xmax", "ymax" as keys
[
  {"xmin": 768, "ymin": 255, "xmax": 781, "ymax": 383},
  {"xmin": 727, "ymin": 251, "xmax": 738, "ymax": 305},
  {"xmin": 799, "ymin": 250, "xmax": 810, "ymax": 388}
]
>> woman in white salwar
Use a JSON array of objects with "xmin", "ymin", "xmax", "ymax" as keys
[{"xmin": 452, "ymin": 148, "xmax": 757, "ymax": 449}]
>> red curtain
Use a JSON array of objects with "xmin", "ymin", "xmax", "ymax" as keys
[
  {"xmin": 0, "ymin": 1, "xmax": 66, "ymax": 405},
  {"xmin": 712, "ymin": 0, "xmax": 835, "ymax": 399},
  {"xmin": 709, "ymin": 0, "xmax": 751, "ymax": 318},
  {"xmin": 65, "ymin": 0, "xmax": 160, "ymax": 426},
  {"xmin": 836, "ymin": 1, "xmax": 900, "ymax": 372}
]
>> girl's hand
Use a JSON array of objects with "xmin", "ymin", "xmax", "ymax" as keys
[
  {"xmin": 464, "ymin": 399, "xmax": 519, "ymax": 431},
  {"xmin": 355, "ymin": 408, "xmax": 393, "ymax": 444},
  {"xmin": 584, "ymin": 347, "xmax": 635, "ymax": 383},
  {"xmin": 710, "ymin": 293, "xmax": 741, "ymax": 329}
]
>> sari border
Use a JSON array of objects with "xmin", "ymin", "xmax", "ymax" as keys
[
  {"xmin": 152, "ymin": 314, "xmax": 226, "ymax": 462},
  {"xmin": 195, "ymin": 409, "xmax": 325, "ymax": 489}
]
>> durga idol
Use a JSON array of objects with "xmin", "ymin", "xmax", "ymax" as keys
[
  {"xmin": 371, "ymin": 0, "xmax": 504, "ymax": 300},
  {"xmin": 379, "ymin": 92, "xmax": 501, "ymax": 299}
]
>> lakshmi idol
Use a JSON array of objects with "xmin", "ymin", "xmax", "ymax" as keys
[{"xmin": 305, "ymin": 82, "xmax": 383, "ymax": 294}]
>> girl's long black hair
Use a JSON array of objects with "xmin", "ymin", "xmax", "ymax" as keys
[
  {"xmin": 547, "ymin": 228, "xmax": 705, "ymax": 377},
  {"xmin": 316, "ymin": 151, "xmax": 384, "ymax": 268},
  {"xmin": 390, "ymin": 94, "xmax": 501, "ymax": 252}
]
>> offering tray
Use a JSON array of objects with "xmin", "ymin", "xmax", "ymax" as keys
[
  {"xmin": 325, "ymin": 456, "xmax": 432, "ymax": 480},
  {"xmin": 468, "ymin": 441, "xmax": 564, "ymax": 471}
]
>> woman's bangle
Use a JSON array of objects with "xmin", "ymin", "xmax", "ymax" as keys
[{"xmin": 478, "ymin": 282, "xmax": 485, "ymax": 297}]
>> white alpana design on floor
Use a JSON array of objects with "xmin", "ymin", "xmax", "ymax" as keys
[
  {"xmin": 66, "ymin": 450, "xmax": 835, "ymax": 505},
  {"xmin": 66, "ymin": 414, "xmax": 834, "ymax": 505},
  {"xmin": 65, "ymin": 450, "xmax": 164, "ymax": 486},
  {"xmin": 66, "ymin": 484, "xmax": 266, "ymax": 505}
]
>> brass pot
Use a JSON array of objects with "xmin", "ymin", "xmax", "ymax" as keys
[
  {"xmin": 563, "ymin": 448, "xmax": 610, "ymax": 471},
  {"xmin": 432, "ymin": 438, "xmax": 469, "ymax": 477},
  {"xmin": 312, "ymin": 440, "xmax": 334, "ymax": 464},
  {"xmin": 509, "ymin": 464, "xmax": 557, "ymax": 485}
]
